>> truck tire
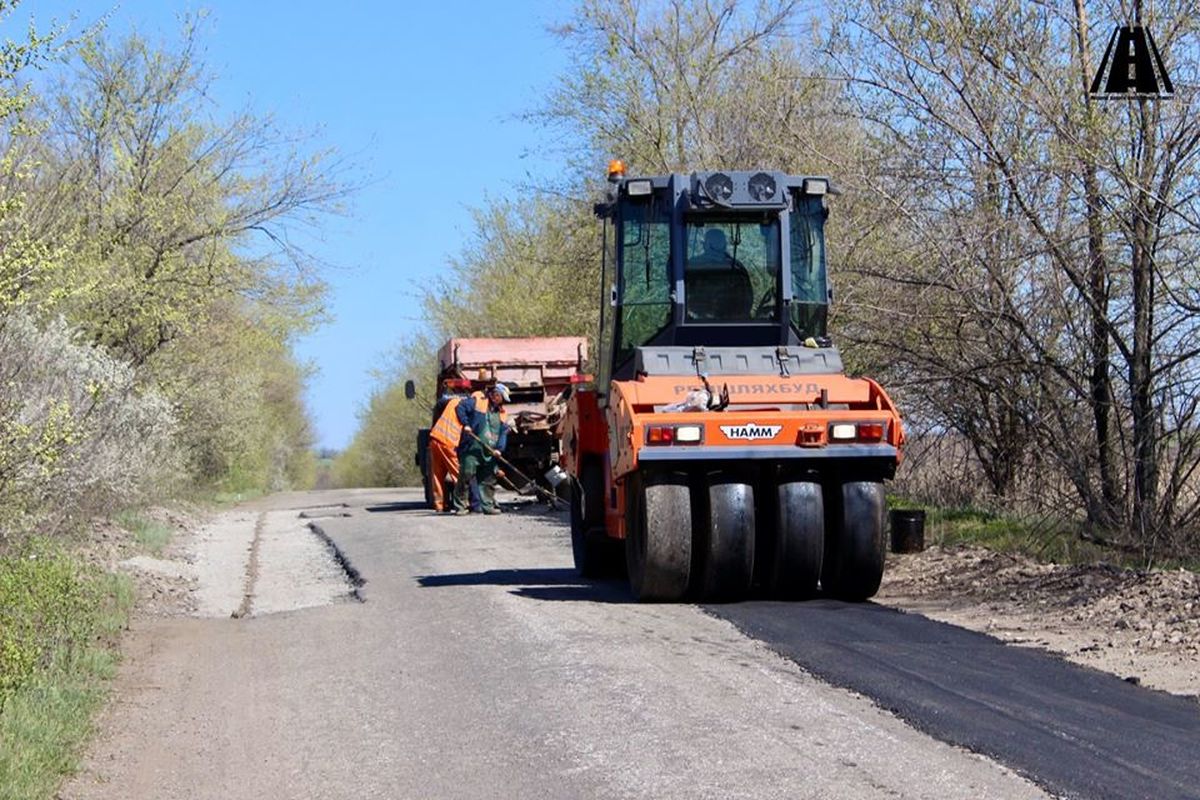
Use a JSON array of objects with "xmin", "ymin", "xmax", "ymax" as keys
[
  {"xmin": 822, "ymin": 481, "xmax": 887, "ymax": 601},
  {"xmin": 626, "ymin": 470, "xmax": 691, "ymax": 601},
  {"xmin": 770, "ymin": 480, "xmax": 823, "ymax": 600},
  {"xmin": 698, "ymin": 471, "xmax": 755, "ymax": 601},
  {"xmin": 571, "ymin": 459, "xmax": 618, "ymax": 578}
]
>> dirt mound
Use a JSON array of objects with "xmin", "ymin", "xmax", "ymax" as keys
[{"xmin": 78, "ymin": 506, "xmax": 203, "ymax": 617}]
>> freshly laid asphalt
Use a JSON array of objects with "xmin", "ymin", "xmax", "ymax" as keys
[{"xmin": 709, "ymin": 599, "xmax": 1200, "ymax": 800}]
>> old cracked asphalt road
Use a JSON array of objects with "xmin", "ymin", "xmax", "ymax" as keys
[{"xmin": 64, "ymin": 488, "xmax": 1194, "ymax": 799}]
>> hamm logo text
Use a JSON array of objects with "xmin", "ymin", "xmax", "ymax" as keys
[{"xmin": 720, "ymin": 424, "xmax": 782, "ymax": 441}]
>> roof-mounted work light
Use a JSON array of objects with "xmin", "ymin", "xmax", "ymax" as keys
[
  {"xmin": 626, "ymin": 179, "xmax": 652, "ymax": 196},
  {"xmin": 802, "ymin": 178, "xmax": 829, "ymax": 196}
]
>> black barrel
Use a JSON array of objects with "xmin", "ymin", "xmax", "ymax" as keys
[{"xmin": 889, "ymin": 509, "xmax": 926, "ymax": 553}]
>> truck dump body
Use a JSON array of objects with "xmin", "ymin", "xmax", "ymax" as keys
[{"xmin": 437, "ymin": 336, "xmax": 587, "ymax": 437}]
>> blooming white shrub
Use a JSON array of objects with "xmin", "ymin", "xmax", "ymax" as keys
[{"xmin": 0, "ymin": 311, "xmax": 180, "ymax": 539}]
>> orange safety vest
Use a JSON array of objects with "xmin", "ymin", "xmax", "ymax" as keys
[
  {"xmin": 431, "ymin": 392, "xmax": 507, "ymax": 448},
  {"xmin": 470, "ymin": 390, "xmax": 507, "ymax": 422},
  {"xmin": 430, "ymin": 398, "xmax": 464, "ymax": 448}
]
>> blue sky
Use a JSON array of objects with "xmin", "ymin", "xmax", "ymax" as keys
[{"xmin": 26, "ymin": 0, "xmax": 571, "ymax": 450}]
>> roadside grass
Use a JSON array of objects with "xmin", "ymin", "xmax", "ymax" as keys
[
  {"xmin": 211, "ymin": 487, "xmax": 265, "ymax": 506},
  {"xmin": 114, "ymin": 510, "xmax": 172, "ymax": 556},
  {"xmin": 185, "ymin": 485, "xmax": 265, "ymax": 508},
  {"xmin": 0, "ymin": 543, "xmax": 133, "ymax": 800},
  {"xmin": 886, "ymin": 498, "xmax": 1200, "ymax": 570},
  {"xmin": 922, "ymin": 506, "xmax": 1099, "ymax": 563}
]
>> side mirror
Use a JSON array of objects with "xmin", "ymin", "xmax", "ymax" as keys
[{"xmin": 404, "ymin": 380, "xmax": 416, "ymax": 400}]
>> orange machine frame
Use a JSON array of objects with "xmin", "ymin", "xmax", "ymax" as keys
[{"xmin": 562, "ymin": 372, "xmax": 904, "ymax": 540}]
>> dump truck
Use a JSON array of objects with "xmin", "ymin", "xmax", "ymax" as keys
[
  {"xmin": 415, "ymin": 336, "xmax": 588, "ymax": 507},
  {"xmin": 560, "ymin": 164, "xmax": 904, "ymax": 602}
]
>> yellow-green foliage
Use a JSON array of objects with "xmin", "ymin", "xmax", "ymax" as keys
[
  {"xmin": 152, "ymin": 299, "xmax": 318, "ymax": 494},
  {"xmin": 0, "ymin": 16, "xmax": 335, "ymax": 508},
  {"xmin": 18, "ymin": 26, "xmax": 334, "ymax": 367},
  {"xmin": 0, "ymin": 2, "xmax": 65, "ymax": 315}
]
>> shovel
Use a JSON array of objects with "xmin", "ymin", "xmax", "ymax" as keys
[{"xmin": 461, "ymin": 426, "xmax": 560, "ymax": 506}]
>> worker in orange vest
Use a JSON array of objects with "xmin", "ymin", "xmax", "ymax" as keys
[
  {"xmin": 428, "ymin": 383, "xmax": 491, "ymax": 512},
  {"xmin": 427, "ymin": 386, "xmax": 465, "ymax": 513}
]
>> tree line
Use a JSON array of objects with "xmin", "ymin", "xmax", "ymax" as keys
[
  {"xmin": 0, "ymin": 9, "xmax": 342, "ymax": 544},
  {"xmin": 337, "ymin": 0, "xmax": 1200, "ymax": 563}
]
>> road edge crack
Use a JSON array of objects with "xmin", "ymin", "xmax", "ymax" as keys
[{"xmin": 307, "ymin": 521, "xmax": 366, "ymax": 602}]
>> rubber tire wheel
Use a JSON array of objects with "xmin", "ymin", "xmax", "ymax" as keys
[
  {"xmin": 822, "ymin": 481, "xmax": 887, "ymax": 601},
  {"xmin": 698, "ymin": 473, "xmax": 755, "ymax": 602},
  {"xmin": 626, "ymin": 471, "xmax": 692, "ymax": 602},
  {"xmin": 770, "ymin": 480, "xmax": 823, "ymax": 600},
  {"xmin": 571, "ymin": 460, "xmax": 614, "ymax": 578}
]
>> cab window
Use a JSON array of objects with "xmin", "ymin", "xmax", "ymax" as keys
[
  {"xmin": 789, "ymin": 195, "xmax": 828, "ymax": 338},
  {"xmin": 684, "ymin": 217, "xmax": 779, "ymax": 322},
  {"xmin": 615, "ymin": 197, "xmax": 671, "ymax": 366}
]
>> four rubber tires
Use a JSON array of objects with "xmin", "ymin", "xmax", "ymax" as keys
[{"xmin": 580, "ymin": 463, "xmax": 887, "ymax": 604}]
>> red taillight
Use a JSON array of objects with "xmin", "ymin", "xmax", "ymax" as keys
[
  {"xmin": 570, "ymin": 373, "xmax": 594, "ymax": 384},
  {"xmin": 646, "ymin": 425, "xmax": 675, "ymax": 445},
  {"xmin": 857, "ymin": 422, "xmax": 885, "ymax": 443}
]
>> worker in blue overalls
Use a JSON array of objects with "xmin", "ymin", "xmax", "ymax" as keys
[{"xmin": 452, "ymin": 383, "xmax": 510, "ymax": 515}]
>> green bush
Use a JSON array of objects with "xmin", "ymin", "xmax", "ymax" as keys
[
  {"xmin": 0, "ymin": 542, "xmax": 131, "ymax": 800},
  {"xmin": 0, "ymin": 542, "xmax": 122, "ymax": 709}
]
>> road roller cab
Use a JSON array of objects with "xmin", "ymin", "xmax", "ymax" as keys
[{"xmin": 561, "ymin": 164, "xmax": 904, "ymax": 602}]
